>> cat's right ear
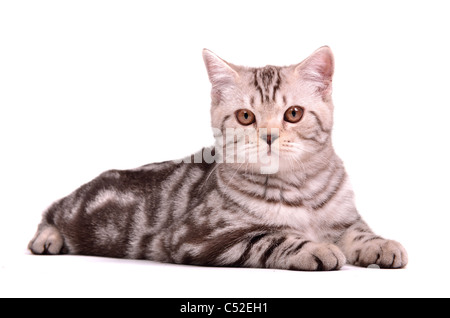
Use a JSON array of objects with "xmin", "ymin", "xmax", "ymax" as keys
[
  {"xmin": 203, "ymin": 49, "xmax": 239, "ymax": 104},
  {"xmin": 295, "ymin": 46, "xmax": 334, "ymax": 98}
]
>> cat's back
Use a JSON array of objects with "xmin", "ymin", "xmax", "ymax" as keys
[
  {"xmin": 99, "ymin": 148, "xmax": 216, "ymax": 195},
  {"xmin": 42, "ymin": 153, "xmax": 217, "ymax": 258}
]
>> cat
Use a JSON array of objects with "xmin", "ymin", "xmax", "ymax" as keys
[{"xmin": 28, "ymin": 46, "xmax": 408, "ymax": 270}]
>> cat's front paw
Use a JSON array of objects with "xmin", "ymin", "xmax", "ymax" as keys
[
  {"xmin": 289, "ymin": 242, "xmax": 346, "ymax": 271},
  {"xmin": 353, "ymin": 239, "xmax": 408, "ymax": 269}
]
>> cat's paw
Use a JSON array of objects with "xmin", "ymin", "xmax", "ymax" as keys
[
  {"xmin": 353, "ymin": 239, "xmax": 408, "ymax": 269},
  {"xmin": 290, "ymin": 242, "xmax": 346, "ymax": 271},
  {"xmin": 28, "ymin": 225, "xmax": 64, "ymax": 255}
]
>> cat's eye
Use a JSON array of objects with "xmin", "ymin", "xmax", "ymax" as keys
[
  {"xmin": 284, "ymin": 106, "xmax": 304, "ymax": 123},
  {"xmin": 235, "ymin": 109, "xmax": 256, "ymax": 126}
]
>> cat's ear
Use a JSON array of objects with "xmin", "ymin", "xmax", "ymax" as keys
[
  {"xmin": 295, "ymin": 46, "xmax": 334, "ymax": 97},
  {"xmin": 203, "ymin": 49, "xmax": 239, "ymax": 103}
]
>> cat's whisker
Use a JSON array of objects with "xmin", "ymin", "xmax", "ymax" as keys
[
  {"xmin": 283, "ymin": 142, "xmax": 333, "ymax": 167},
  {"xmin": 223, "ymin": 162, "xmax": 245, "ymax": 193},
  {"xmin": 284, "ymin": 151, "xmax": 306, "ymax": 175},
  {"xmin": 201, "ymin": 163, "xmax": 220, "ymax": 190}
]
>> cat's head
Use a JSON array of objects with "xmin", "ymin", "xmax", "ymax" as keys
[{"xmin": 203, "ymin": 47, "xmax": 334, "ymax": 174}]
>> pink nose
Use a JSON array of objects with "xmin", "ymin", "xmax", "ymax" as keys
[{"xmin": 261, "ymin": 133, "xmax": 279, "ymax": 145}]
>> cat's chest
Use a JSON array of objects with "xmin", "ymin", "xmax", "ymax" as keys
[
  {"xmin": 246, "ymin": 200, "xmax": 339, "ymax": 241},
  {"xmin": 214, "ymin": 170, "xmax": 342, "ymax": 238},
  {"xmin": 259, "ymin": 202, "xmax": 313, "ymax": 228},
  {"xmin": 223, "ymin": 187, "xmax": 316, "ymax": 227}
]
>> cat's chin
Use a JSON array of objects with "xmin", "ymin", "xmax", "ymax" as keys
[
  {"xmin": 228, "ymin": 159, "xmax": 301, "ymax": 176},
  {"xmin": 258, "ymin": 164, "xmax": 280, "ymax": 175}
]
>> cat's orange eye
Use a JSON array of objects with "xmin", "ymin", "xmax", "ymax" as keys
[
  {"xmin": 284, "ymin": 106, "xmax": 304, "ymax": 123},
  {"xmin": 235, "ymin": 109, "xmax": 256, "ymax": 126}
]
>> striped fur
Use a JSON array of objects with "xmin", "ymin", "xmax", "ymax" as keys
[{"xmin": 29, "ymin": 47, "xmax": 407, "ymax": 270}]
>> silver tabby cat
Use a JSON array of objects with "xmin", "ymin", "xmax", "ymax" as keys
[{"xmin": 29, "ymin": 47, "xmax": 408, "ymax": 270}]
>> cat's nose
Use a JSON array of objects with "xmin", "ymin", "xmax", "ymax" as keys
[{"xmin": 261, "ymin": 133, "xmax": 279, "ymax": 145}]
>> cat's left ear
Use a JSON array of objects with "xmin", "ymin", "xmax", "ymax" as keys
[
  {"xmin": 203, "ymin": 49, "xmax": 239, "ymax": 104},
  {"xmin": 295, "ymin": 46, "xmax": 334, "ymax": 98}
]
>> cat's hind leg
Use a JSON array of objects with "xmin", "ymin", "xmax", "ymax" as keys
[{"xmin": 28, "ymin": 224, "xmax": 65, "ymax": 255}]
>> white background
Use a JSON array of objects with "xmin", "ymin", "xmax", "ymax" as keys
[{"xmin": 1, "ymin": 0, "xmax": 450, "ymax": 297}]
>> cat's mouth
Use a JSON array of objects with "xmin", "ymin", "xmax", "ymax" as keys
[{"xmin": 261, "ymin": 139, "xmax": 280, "ymax": 158}]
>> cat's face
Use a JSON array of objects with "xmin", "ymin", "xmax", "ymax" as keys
[{"xmin": 203, "ymin": 47, "xmax": 334, "ymax": 174}]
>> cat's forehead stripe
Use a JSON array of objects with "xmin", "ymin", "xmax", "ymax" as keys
[
  {"xmin": 250, "ymin": 96, "xmax": 255, "ymax": 108},
  {"xmin": 252, "ymin": 66, "xmax": 282, "ymax": 104}
]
